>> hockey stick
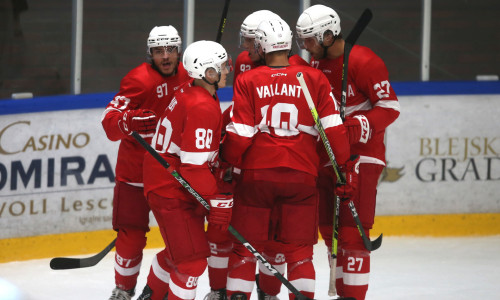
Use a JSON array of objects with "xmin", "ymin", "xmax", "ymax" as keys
[
  {"xmin": 297, "ymin": 72, "xmax": 382, "ymax": 294},
  {"xmin": 215, "ymin": 0, "xmax": 231, "ymax": 43},
  {"xmin": 49, "ymin": 238, "xmax": 116, "ymax": 270},
  {"xmin": 297, "ymin": 72, "xmax": 382, "ymax": 252},
  {"xmin": 132, "ymin": 132, "xmax": 350, "ymax": 300},
  {"xmin": 340, "ymin": 9, "xmax": 373, "ymax": 121}
]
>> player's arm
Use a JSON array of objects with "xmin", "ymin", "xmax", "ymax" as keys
[
  {"xmin": 220, "ymin": 75, "xmax": 255, "ymax": 167},
  {"xmin": 101, "ymin": 76, "xmax": 157, "ymax": 141},
  {"xmin": 345, "ymin": 56, "xmax": 400, "ymax": 144}
]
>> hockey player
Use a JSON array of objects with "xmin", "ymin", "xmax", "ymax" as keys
[
  {"xmin": 101, "ymin": 26, "xmax": 189, "ymax": 300},
  {"xmin": 296, "ymin": 5, "xmax": 401, "ymax": 300},
  {"xmin": 206, "ymin": 10, "xmax": 310, "ymax": 300},
  {"xmin": 221, "ymin": 19, "xmax": 359, "ymax": 300},
  {"xmin": 136, "ymin": 40, "xmax": 233, "ymax": 300}
]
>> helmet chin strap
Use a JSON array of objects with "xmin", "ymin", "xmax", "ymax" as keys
[
  {"xmin": 320, "ymin": 35, "xmax": 337, "ymax": 60},
  {"xmin": 202, "ymin": 75, "xmax": 221, "ymax": 91}
]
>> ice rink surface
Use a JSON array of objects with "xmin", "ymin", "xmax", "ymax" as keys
[{"xmin": 1, "ymin": 235, "xmax": 499, "ymax": 300}]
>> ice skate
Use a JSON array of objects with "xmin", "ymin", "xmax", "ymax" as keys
[
  {"xmin": 108, "ymin": 287, "xmax": 134, "ymax": 300},
  {"xmin": 204, "ymin": 288, "xmax": 228, "ymax": 300}
]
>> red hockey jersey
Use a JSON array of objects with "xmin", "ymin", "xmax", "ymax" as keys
[
  {"xmin": 222, "ymin": 64, "xmax": 350, "ymax": 177},
  {"xmin": 143, "ymin": 80, "xmax": 223, "ymax": 199},
  {"xmin": 224, "ymin": 52, "xmax": 310, "ymax": 127},
  {"xmin": 101, "ymin": 62, "xmax": 190, "ymax": 184},
  {"xmin": 311, "ymin": 45, "xmax": 400, "ymax": 165}
]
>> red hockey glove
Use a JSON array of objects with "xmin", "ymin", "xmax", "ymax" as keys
[
  {"xmin": 343, "ymin": 115, "xmax": 371, "ymax": 144},
  {"xmin": 118, "ymin": 109, "xmax": 157, "ymax": 136},
  {"xmin": 335, "ymin": 155, "xmax": 360, "ymax": 201},
  {"xmin": 208, "ymin": 194, "xmax": 233, "ymax": 231}
]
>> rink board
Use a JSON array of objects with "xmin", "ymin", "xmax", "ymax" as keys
[{"xmin": 0, "ymin": 81, "xmax": 499, "ymax": 262}]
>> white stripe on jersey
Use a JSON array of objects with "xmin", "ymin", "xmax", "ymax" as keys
[
  {"xmin": 375, "ymin": 99, "xmax": 401, "ymax": 112},
  {"xmin": 320, "ymin": 114, "xmax": 343, "ymax": 130},
  {"xmin": 227, "ymin": 122, "xmax": 256, "ymax": 138},
  {"xmin": 180, "ymin": 150, "xmax": 216, "ymax": 166},
  {"xmin": 345, "ymin": 99, "xmax": 373, "ymax": 116},
  {"xmin": 151, "ymin": 255, "xmax": 171, "ymax": 284}
]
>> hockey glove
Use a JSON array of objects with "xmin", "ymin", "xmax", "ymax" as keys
[
  {"xmin": 343, "ymin": 115, "xmax": 371, "ymax": 144},
  {"xmin": 335, "ymin": 155, "xmax": 360, "ymax": 201},
  {"xmin": 208, "ymin": 193, "xmax": 233, "ymax": 231},
  {"xmin": 118, "ymin": 109, "xmax": 157, "ymax": 136}
]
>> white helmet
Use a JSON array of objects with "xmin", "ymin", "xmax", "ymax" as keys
[
  {"xmin": 240, "ymin": 10, "xmax": 282, "ymax": 38},
  {"xmin": 147, "ymin": 25, "xmax": 182, "ymax": 55},
  {"xmin": 254, "ymin": 19, "xmax": 293, "ymax": 54},
  {"xmin": 296, "ymin": 4, "xmax": 341, "ymax": 45},
  {"xmin": 183, "ymin": 40, "xmax": 229, "ymax": 80}
]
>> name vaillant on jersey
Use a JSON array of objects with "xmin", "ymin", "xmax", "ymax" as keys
[{"xmin": 255, "ymin": 83, "xmax": 303, "ymax": 99}]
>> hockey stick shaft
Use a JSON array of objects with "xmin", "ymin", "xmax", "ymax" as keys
[
  {"xmin": 49, "ymin": 238, "xmax": 116, "ymax": 270},
  {"xmin": 132, "ymin": 131, "xmax": 312, "ymax": 300},
  {"xmin": 297, "ymin": 72, "xmax": 382, "ymax": 249},
  {"xmin": 340, "ymin": 9, "xmax": 373, "ymax": 121},
  {"xmin": 215, "ymin": 0, "xmax": 231, "ymax": 43}
]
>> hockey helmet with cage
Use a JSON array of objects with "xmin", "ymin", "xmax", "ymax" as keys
[
  {"xmin": 254, "ymin": 19, "xmax": 293, "ymax": 54},
  {"xmin": 240, "ymin": 10, "xmax": 281, "ymax": 39},
  {"xmin": 147, "ymin": 25, "xmax": 182, "ymax": 56},
  {"xmin": 182, "ymin": 40, "xmax": 230, "ymax": 80},
  {"xmin": 296, "ymin": 4, "xmax": 341, "ymax": 47}
]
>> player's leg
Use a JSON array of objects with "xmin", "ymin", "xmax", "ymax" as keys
[
  {"xmin": 338, "ymin": 163, "xmax": 383, "ymax": 300},
  {"xmin": 140, "ymin": 192, "xmax": 211, "ymax": 300},
  {"xmin": 110, "ymin": 181, "xmax": 150, "ymax": 299},
  {"xmin": 206, "ymin": 227, "xmax": 233, "ymax": 299},
  {"xmin": 273, "ymin": 177, "xmax": 318, "ymax": 300},
  {"xmin": 226, "ymin": 177, "xmax": 274, "ymax": 300}
]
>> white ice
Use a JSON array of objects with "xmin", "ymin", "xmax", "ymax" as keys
[{"xmin": 1, "ymin": 236, "xmax": 499, "ymax": 300}]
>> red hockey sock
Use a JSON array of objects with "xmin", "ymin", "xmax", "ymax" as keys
[
  {"xmin": 114, "ymin": 229, "xmax": 147, "ymax": 291},
  {"xmin": 338, "ymin": 226, "xmax": 371, "ymax": 300},
  {"xmin": 226, "ymin": 245, "xmax": 257, "ymax": 299},
  {"xmin": 145, "ymin": 250, "xmax": 171, "ymax": 300},
  {"xmin": 167, "ymin": 258, "xmax": 207, "ymax": 300},
  {"xmin": 257, "ymin": 258, "xmax": 285, "ymax": 296},
  {"xmin": 287, "ymin": 258, "xmax": 315, "ymax": 300},
  {"xmin": 341, "ymin": 249, "xmax": 370, "ymax": 300},
  {"xmin": 207, "ymin": 240, "xmax": 233, "ymax": 290}
]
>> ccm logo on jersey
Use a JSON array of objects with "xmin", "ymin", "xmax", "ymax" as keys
[
  {"xmin": 271, "ymin": 73, "xmax": 287, "ymax": 77},
  {"xmin": 354, "ymin": 115, "xmax": 371, "ymax": 144}
]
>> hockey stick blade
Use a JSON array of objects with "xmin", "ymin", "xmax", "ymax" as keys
[
  {"xmin": 345, "ymin": 9, "xmax": 372, "ymax": 46},
  {"xmin": 49, "ymin": 238, "xmax": 116, "ymax": 270}
]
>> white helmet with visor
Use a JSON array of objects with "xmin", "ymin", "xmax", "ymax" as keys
[
  {"xmin": 296, "ymin": 5, "xmax": 341, "ymax": 48},
  {"xmin": 183, "ymin": 40, "xmax": 231, "ymax": 80},
  {"xmin": 147, "ymin": 25, "xmax": 182, "ymax": 56}
]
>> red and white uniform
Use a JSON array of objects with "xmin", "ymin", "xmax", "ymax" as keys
[
  {"xmin": 101, "ymin": 62, "xmax": 189, "ymax": 292},
  {"xmin": 222, "ymin": 64, "xmax": 350, "ymax": 299},
  {"xmin": 103, "ymin": 62, "xmax": 190, "ymax": 184},
  {"xmin": 223, "ymin": 52, "xmax": 309, "ymax": 128},
  {"xmin": 311, "ymin": 45, "xmax": 400, "ymax": 166},
  {"xmin": 142, "ymin": 80, "xmax": 223, "ymax": 300},
  {"xmin": 312, "ymin": 45, "xmax": 400, "ymax": 300}
]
